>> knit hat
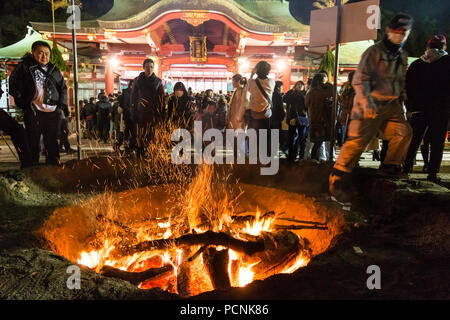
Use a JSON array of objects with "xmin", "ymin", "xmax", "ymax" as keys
[
  {"xmin": 427, "ymin": 35, "xmax": 447, "ymax": 49},
  {"xmin": 388, "ymin": 14, "xmax": 413, "ymax": 30}
]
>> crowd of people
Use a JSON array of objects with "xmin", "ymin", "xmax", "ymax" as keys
[
  {"xmin": 74, "ymin": 59, "xmax": 344, "ymax": 164},
  {"xmin": 0, "ymin": 13, "xmax": 448, "ymax": 195}
]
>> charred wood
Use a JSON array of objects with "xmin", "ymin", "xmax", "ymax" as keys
[
  {"xmin": 99, "ymin": 264, "xmax": 173, "ymax": 285},
  {"xmin": 203, "ymin": 247, "xmax": 231, "ymax": 290},
  {"xmin": 118, "ymin": 231, "xmax": 265, "ymax": 257}
]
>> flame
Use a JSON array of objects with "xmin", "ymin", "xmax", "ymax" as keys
[
  {"xmin": 243, "ymin": 209, "xmax": 275, "ymax": 236},
  {"xmin": 238, "ymin": 260, "xmax": 260, "ymax": 287},
  {"xmin": 72, "ymin": 160, "xmax": 310, "ymax": 295},
  {"xmin": 78, "ymin": 250, "xmax": 101, "ymax": 269},
  {"xmin": 281, "ymin": 252, "xmax": 310, "ymax": 274}
]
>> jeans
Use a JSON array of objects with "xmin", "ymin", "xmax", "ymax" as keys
[{"xmin": 288, "ymin": 124, "xmax": 307, "ymax": 161}]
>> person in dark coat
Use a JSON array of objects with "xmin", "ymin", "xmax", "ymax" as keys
[
  {"xmin": 82, "ymin": 97, "xmax": 97, "ymax": 140},
  {"xmin": 403, "ymin": 35, "xmax": 450, "ymax": 182},
  {"xmin": 202, "ymin": 89, "xmax": 214, "ymax": 112},
  {"xmin": 167, "ymin": 82, "xmax": 194, "ymax": 129},
  {"xmin": 118, "ymin": 80, "xmax": 136, "ymax": 152},
  {"xmin": 9, "ymin": 41, "xmax": 68, "ymax": 165},
  {"xmin": 130, "ymin": 58, "xmax": 165, "ymax": 156},
  {"xmin": 305, "ymin": 73, "xmax": 333, "ymax": 161},
  {"xmin": 58, "ymin": 106, "xmax": 75, "ymax": 153},
  {"xmin": 0, "ymin": 87, "xmax": 33, "ymax": 168},
  {"xmin": 284, "ymin": 81, "xmax": 308, "ymax": 163},
  {"xmin": 271, "ymin": 81, "xmax": 287, "ymax": 157},
  {"xmin": 271, "ymin": 81, "xmax": 286, "ymax": 131},
  {"xmin": 95, "ymin": 94, "xmax": 112, "ymax": 143}
]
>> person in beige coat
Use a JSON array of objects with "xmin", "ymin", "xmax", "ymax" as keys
[
  {"xmin": 227, "ymin": 74, "xmax": 248, "ymax": 157},
  {"xmin": 227, "ymin": 74, "xmax": 247, "ymax": 131},
  {"xmin": 329, "ymin": 14, "xmax": 414, "ymax": 202}
]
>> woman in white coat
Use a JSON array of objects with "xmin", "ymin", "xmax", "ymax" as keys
[{"xmin": 227, "ymin": 74, "xmax": 247, "ymax": 157}]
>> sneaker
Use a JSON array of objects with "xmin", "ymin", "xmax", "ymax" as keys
[
  {"xmin": 377, "ymin": 164, "xmax": 409, "ymax": 179},
  {"xmin": 427, "ymin": 174, "xmax": 441, "ymax": 183},
  {"xmin": 329, "ymin": 168, "xmax": 354, "ymax": 203},
  {"xmin": 372, "ymin": 150, "xmax": 381, "ymax": 161},
  {"xmin": 422, "ymin": 163, "xmax": 429, "ymax": 173}
]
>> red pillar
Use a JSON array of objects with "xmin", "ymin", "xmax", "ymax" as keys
[
  {"xmin": 105, "ymin": 64, "xmax": 114, "ymax": 95},
  {"xmin": 281, "ymin": 66, "xmax": 292, "ymax": 93}
]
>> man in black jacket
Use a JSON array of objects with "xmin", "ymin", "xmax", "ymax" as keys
[
  {"xmin": 0, "ymin": 88, "xmax": 33, "ymax": 168},
  {"xmin": 9, "ymin": 41, "xmax": 68, "ymax": 165},
  {"xmin": 118, "ymin": 79, "xmax": 135, "ymax": 152},
  {"xmin": 403, "ymin": 35, "xmax": 450, "ymax": 182},
  {"xmin": 131, "ymin": 59, "xmax": 165, "ymax": 156},
  {"xmin": 95, "ymin": 94, "xmax": 112, "ymax": 143},
  {"xmin": 82, "ymin": 97, "xmax": 97, "ymax": 140}
]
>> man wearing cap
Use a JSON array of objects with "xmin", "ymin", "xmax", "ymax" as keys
[
  {"xmin": 403, "ymin": 35, "xmax": 450, "ymax": 182},
  {"xmin": 9, "ymin": 40, "xmax": 68, "ymax": 166},
  {"xmin": 329, "ymin": 14, "xmax": 414, "ymax": 201}
]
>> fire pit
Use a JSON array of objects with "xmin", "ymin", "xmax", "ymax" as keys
[{"xmin": 40, "ymin": 165, "xmax": 345, "ymax": 297}]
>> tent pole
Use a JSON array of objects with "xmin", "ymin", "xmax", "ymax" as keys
[
  {"xmin": 71, "ymin": 0, "xmax": 82, "ymax": 160},
  {"xmin": 330, "ymin": 0, "xmax": 343, "ymax": 161}
]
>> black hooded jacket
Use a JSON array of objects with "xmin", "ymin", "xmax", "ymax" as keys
[
  {"xmin": 95, "ymin": 95, "xmax": 112, "ymax": 120},
  {"xmin": 167, "ymin": 94, "xmax": 194, "ymax": 126},
  {"xmin": 283, "ymin": 89, "xmax": 306, "ymax": 124},
  {"xmin": 406, "ymin": 50, "xmax": 450, "ymax": 113},
  {"xmin": 9, "ymin": 53, "xmax": 68, "ymax": 116},
  {"xmin": 118, "ymin": 87, "xmax": 132, "ymax": 120},
  {"xmin": 130, "ymin": 72, "xmax": 165, "ymax": 124}
]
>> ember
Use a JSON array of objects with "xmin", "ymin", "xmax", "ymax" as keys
[{"xmin": 40, "ymin": 125, "xmax": 341, "ymax": 297}]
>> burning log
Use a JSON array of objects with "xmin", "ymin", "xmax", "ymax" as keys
[
  {"xmin": 276, "ymin": 217, "xmax": 327, "ymax": 226},
  {"xmin": 99, "ymin": 264, "xmax": 173, "ymax": 285},
  {"xmin": 273, "ymin": 224, "xmax": 328, "ymax": 230},
  {"xmin": 188, "ymin": 245, "xmax": 207, "ymax": 262},
  {"xmin": 203, "ymin": 247, "xmax": 231, "ymax": 290},
  {"xmin": 231, "ymin": 211, "xmax": 276, "ymax": 224},
  {"xmin": 241, "ymin": 231, "xmax": 311, "ymax": 281},
  {"xmin": 117, "ymin": 231, "xmax": 265, "ymax": 257},
  {"xmin": 177, "ymin": 247, "xmax": 214, "ymax": 297}
]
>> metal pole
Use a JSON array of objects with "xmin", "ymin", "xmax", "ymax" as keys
[
  {"xmin": 2, "ymin": 60, "xmax": 10, "ymax": 112},
  {"xmin": 71, "ymin": 0, "xmax": 81, "ymax": 160},
  {"xmin": 329, "ymin": 0, "xmax": 343, "ymax": 161}
]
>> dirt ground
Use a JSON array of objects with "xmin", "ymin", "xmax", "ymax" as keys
[{"xmin": 0, "ymin": 158, "xmax": 449, "ymax": 300}]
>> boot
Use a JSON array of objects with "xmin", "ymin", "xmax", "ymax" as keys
[
  {"xmin": 377, "ymin": 164, "xmax": 409, "ymax": 179},
  {"xmin": 329, "ymin": 168, "xmax": 354, "ymax": 203}
]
